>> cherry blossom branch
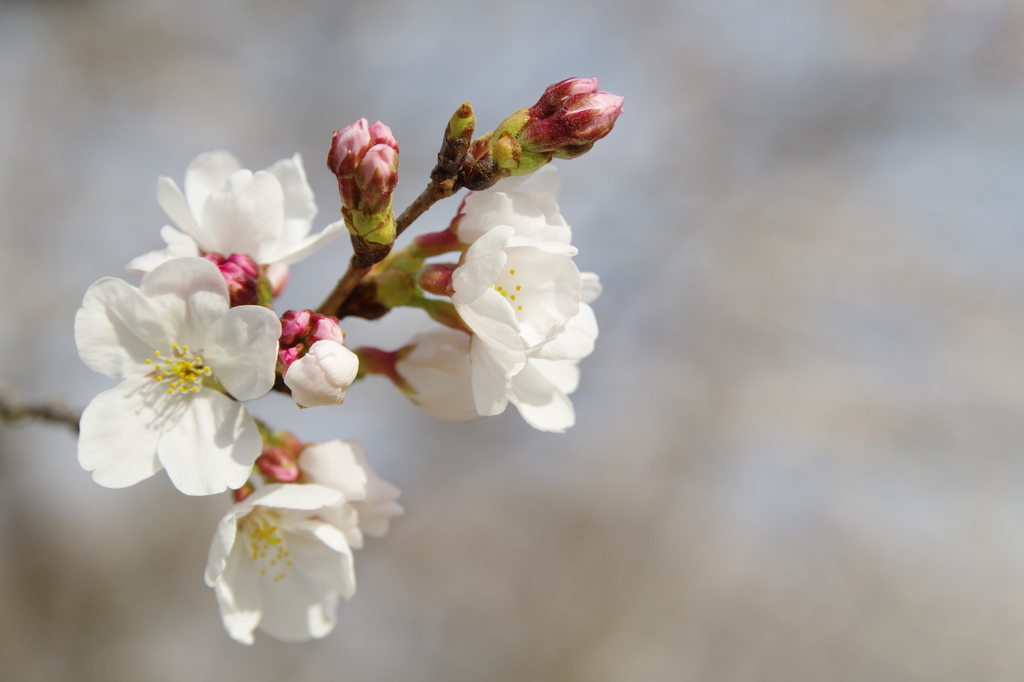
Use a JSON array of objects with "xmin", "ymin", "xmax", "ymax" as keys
[
  {"xmin": 0, "ymin": 388, "xmax": 81, "ymax": 433},
  {"xmin": 316, "ymin": 178, "xmax": 460, "ymax": 317}
]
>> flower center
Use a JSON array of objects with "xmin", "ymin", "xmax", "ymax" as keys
[
  {"xmin": 491, "ymin": 268, "xmax": 524, "ymax": 312},
  {"xmin": 243, "ymin": 511, "xmax": 293, "ymax": 583},
  {"xmin": 144, "ymin": 343, "xmax": 212, "ymax": 395}
]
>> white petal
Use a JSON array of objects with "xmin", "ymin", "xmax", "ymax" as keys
[
  {"xmin": 580, "ymin": 272, "xmax": 602, "ymax": 304},
  {"xmin": 213, "ymin": 538, "xmax": 264, "ymax": 645},
  {"xmin": 206, "ymin": 506, "xmax": 244, "ymax": 586},
  {"xmin": 296, "ymin": 440, "xmax": 369, "ymax": 500},
  {"xmin": 77, "ymin": 378, "xmax": 163, "ymax": 488},
  {"xmin": 125, "ymin": 227, "xmax": 201, "ymax": 278},
  {"xmin": 261, "ymin": 219, "xmax": 346, "ymax": 265},
  {"xmin": 469, "ymin": 338, "xmax": 524, "ymax": 416},
  {"xmin": 528, "ymin": 358, "xmax": 581, "ymax": 395},
  {"xmin": 509, "ymin": 361, "xmax": 577, "ymax": 433},
  {"xmin": 530, "ymin": 303, "xmax": 598, "ymax": 361},
  {"xmin": 156, "ymin": 176, "xmax": 203, "ymax": 242},
  {"xmin": 264, "ymin": 153, "xmax": 318, "ymax": 244},
  {"xmin": 450, "ymin": 225, "xmax": 513, "ymax": 305},
  {"xmin": 138, "ymin": 257, "xmax": 230, "ymax": 346},
  {"xmin": 202, "ymin": 305, "xmax": 281, "ymax": 401},
  {"xmin": 246, "ymin": 483, "xmax": 343, "ymax": 511},
  {"xmin": 395, "ymin": 327, "xmax": 480, "ymax": 422},
  {"xmin": 75, "ymin": 277, "xmax": 173, "ymax": 379},
  {"xmin": 457, "ymin": 289, "xmax": 528, "ymax": 351},
  {"xmin": 183, "ymin": 150, "xmax": 242, "ymax": 219},
  {"xmin": 256, "ymin": 552, "xmax": 340, "ymax": 642},
  {"xmin": 284, "ymin": 341, "xmax": 359, "ymax": 408},
  {"xmin": 199, "ymin": 170, "xmax": 285, "ymax": 259},
  {"xmin": 156, "ymin": 391, "xmax": 261, "ymax": 496},
  {"xmin": 289, "ymin": 525, "xmax": 355, "ymax": 596}
]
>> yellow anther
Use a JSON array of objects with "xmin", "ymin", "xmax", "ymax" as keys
[
  {"xmin": 153, "ymin": 351, "xmax": 161, "ymax": 356},
  {"xmin": 517, "ymin": 306, "xmax": 523, "ymax": 311},
  {"xmin": 191, "ymin": 386, "xmax": 199, "ymax": 392},
  {"xmin": 181, "ymin": 345, "xmax": 188, "ymax": 352},
  {"xmin": 510, "ymin": 295, "xmax": 516, "ymax": 301},
  {"xmin": 145, "ymin": 358, "xmax": 152, "ymax": 365},
  {"xmin": 509, "ymin": 269, "xmax": 516, "ymax": 274},
  {"xmin": 167, "ymin": 388, "xmax": 173, "ymax": 394},
  {"xmin": 171, "ymin": 343, "xmax": 178, "ymax": 349},
  {"xmin": 287, "ymin": 561, "xmax": 293, "ymax": 566},
  {"xmin": 260, "ymin": 569, "xmax": 266, "ymax": 575},
  {"xmin": 155, "ymin": 376, "xmax": 163, "ymax": 382},
  {"xmin": 515, "ymin": 285, "xmax": 521, "ymax": 291}
]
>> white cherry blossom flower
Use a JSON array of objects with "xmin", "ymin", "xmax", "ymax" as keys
[
  {"xmin": 75, "ymin": 257, "xmax": 280, "ymax": 495},
  {"xmin": 297, "ymin": 439, "xmax": 403, "ymax": 549},
  {"xmin": 394, "ymin": 327, "xmax": 480, "ymax": 421},
  {"xmin": 451, "ymin": 225, "xmax": 581, "ymax": 353},
  {"xmin": 205, "ymin": 483, "xmax": 353, "ymax": 644},
  {"xmin": 468, "ymin": 272, "xmax": 601, "ymax": 429},
  {"xmin": 127, "ymin": 150, "xmax": 345, "ymax": 277},
  {"xmin": 456, "ymin": 166, "xmax": 571, "ymax": 245}
]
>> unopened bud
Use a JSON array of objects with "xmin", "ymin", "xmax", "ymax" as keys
[
  {"xmin": 204, "ymin": 253, "xmax": 260, "ymax": 307},
  {"xmin": 278, "ymin": 309, "xmax": 346, "ymax": 372},
  {"xmin": 256, "ymin": 445, "xmax": 300, "ymax": 483},
  {"xmin": 418, "ymin": 263, "xmax": 456, "ymax": 297},
  {"xmin": 519, "ymin": 78, "xmax": 623, "ymax": 155},
  {"xmin": 328, "ymin": 119, "xmax": 400, "ymax": 244}
]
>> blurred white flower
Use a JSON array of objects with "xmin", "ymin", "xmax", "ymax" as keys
[
  {"xmin": 127, "ymin": 150, "xmax": 345, "ymax": 277},
  {"xmin": 75, "ymin": 257, "xmax": 280, "ymax": 495},
  {"xmin": 394, "ymin": 327, "xmax": 480, "ymax": 422},
  {"xmin": 205, "ymin": 483, "xmax": 353, "ymax": 644},
  {"xmin": 297, "ymin": 439, "xmax": 403, "ymax": 549}
]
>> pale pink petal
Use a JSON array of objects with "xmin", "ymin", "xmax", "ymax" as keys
[{"xmin": 264, "ymin": 153, "xmax": 317, "ymax": 245}]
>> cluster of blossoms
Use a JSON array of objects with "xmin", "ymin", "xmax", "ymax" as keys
[{"xmin": 74, "ymin": 78, "xmax": 622, "ymax": 643}]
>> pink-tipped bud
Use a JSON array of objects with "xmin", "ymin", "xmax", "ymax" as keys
[
  {"xmin": 530, "ymin": 77, "xmax": 600, "ymax": 119},
  {"xmin": 204, "ymin": 252, "xmax": 260, "ymax": 307},
  {"xmin": 279, "ymin": 345, "xmax": 302, "ymax": 371},
  {"xmin": 359, "ymin": 144, "xmax": 400, "ymax": 214},
  {"xmin": 232, "ymin": 482, "xmax": 255, "ymax": 503},
  {"xmin": 279, "ymin": 309, "xmax": 312, "ymax": 346},
  {"xmin": 520, "ymin": 78, "xmax": 624, "ymax": 154},
  {"xmin": 278, "ymin": 309, "xmax": 347, "ymax": 373},
  {"xmin": 256, "ymin": 445, "xmax": 300, "ymax": 483},
  {"xmin": 418, "ymin": 263, "xmax": 456, "ymax": 297},
  {"xmin": 328, "ymin": 118, "xmax": 400, "ymax": 217}
]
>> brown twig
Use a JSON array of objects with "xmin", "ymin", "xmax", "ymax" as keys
[{"xmin": 0, "ymin": 390, "xmax": 81, "ymax": 433}]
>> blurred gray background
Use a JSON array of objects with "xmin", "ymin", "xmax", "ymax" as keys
[{"xmin": 3, "ymin": 0, "xmax": 1024, "ymax": 679}]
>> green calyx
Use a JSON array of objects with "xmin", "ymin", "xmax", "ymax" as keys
[{"xmin": 343, "ymin": 204, "xmax": 396, "ymax": 246}]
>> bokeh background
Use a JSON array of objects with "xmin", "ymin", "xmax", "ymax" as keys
[{"xmin": 3, "ymin": 0, "xmax": 1024, "ymax": 679}]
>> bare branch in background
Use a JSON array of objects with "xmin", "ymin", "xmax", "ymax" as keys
[{"xmin": 0, "ymin": 384, "xmax": 81, "ymax": 433}]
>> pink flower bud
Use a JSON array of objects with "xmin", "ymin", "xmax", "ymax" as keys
[
  {"xmin": 204, "ymin": 252, "xmax": 260, "ymax": 307},
  {"xmin": 327, "ymin": 119, "xmax": 400, "ymax": 216},
  {"xmin": 256, "ymin": 445, "xmax": 300, "ymax": 483},
  {"xmin": 308, "ymin": 314, "xmax": 345, "ymax": 345},
  {"xmin": 279, "ymin": 309, "xmax": 312, "ymax": 345},
  {"xmin": 520, "ymin": 78, "xmax": 623, "ymax": 155},
  {"xmin": 418, "ymin": 263, "xmax": 456, "ymax": 297},
  {"xmin": 529, "ymin": 78, "xmax": 599, "ymax": 119},
  {"xmin": 358, "ymin": 144, "xmax": 400, "ymax": 214},
  {"xmin": 279, "ymin": 345, "xmax": 302, "ymax": 371}
]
